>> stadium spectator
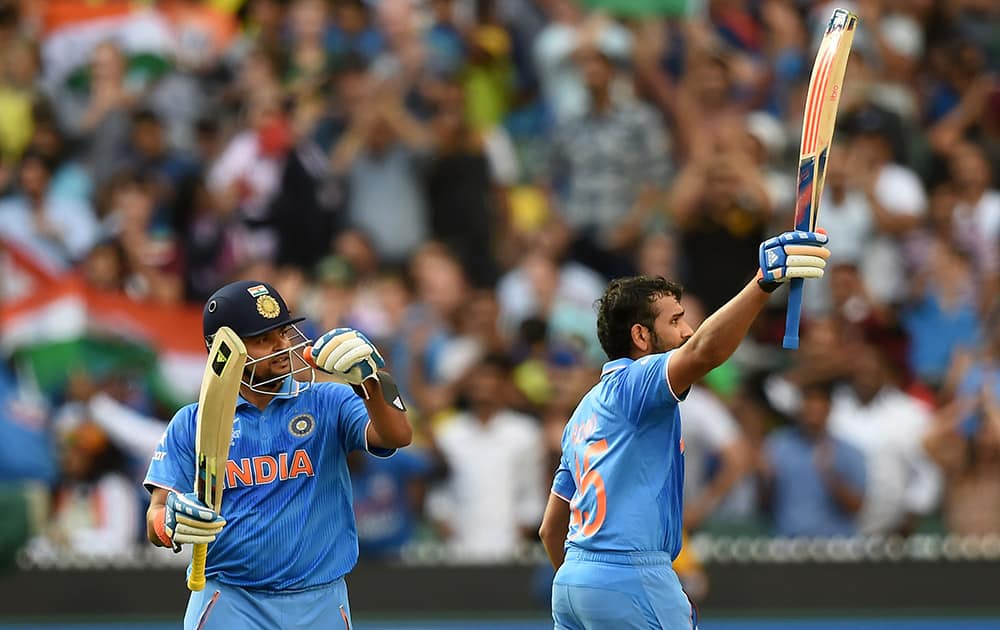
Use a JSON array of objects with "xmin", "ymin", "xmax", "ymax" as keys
[
  {"xmin": 350, "ymin": 448, "xmax": 436, "ymax": 560},
  {"xmin": 680, "ymin": 385, "xmax": 749, "ymax": 532},
  {"xmin": 829, "ymin": 344, "xmax": 941, "ymax": 536},
  {"xmin": 547, "ymin": 33, "xmax": 668, "ymax": 279},
  {"xmin": 28, "ymin": 401, "xmax": 138, "ymax": 559},
  {"xmin": 427, "ymin": 354, "xmax": 545, "ymax": 561},
  {"xmin": 762, "ymin": 380, "xmax": 866, "ymax": 538},
  {"xmin": 924, "ymin": 323, "xmax": 1000, "ymax": 535},
  {"xmin": 0, "ymin": 148, "xmax": 100, "ymax": 271}
]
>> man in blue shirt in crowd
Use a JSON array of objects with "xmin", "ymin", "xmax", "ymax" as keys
[{"xmin": 764, "ymin": 380, "xmax": 866, "ymax": 537}]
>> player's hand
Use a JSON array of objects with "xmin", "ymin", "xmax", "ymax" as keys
[
  {"xmin": 757, "ymin": 230, "xmax": 830, "ymax": 293},
  {"xmin": 164, "ymin": 492, "xmax": 226, "ymax": 548},
  {"xmin": 306, "ymin": 327, "xmax": 385, "ymax": 385}
]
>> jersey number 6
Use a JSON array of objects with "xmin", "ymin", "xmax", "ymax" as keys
[{"xmin": 569, "ymin": 439, "xmax": 608, "ymax": 539}]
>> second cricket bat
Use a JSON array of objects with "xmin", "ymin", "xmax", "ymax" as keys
[
  {"xmin": 188, "ymin": 326, "xmax": 247, "ymax": 591},
  {"xmin": 783, "ymin": 8, "xmax": 858, "ymax": 349}
]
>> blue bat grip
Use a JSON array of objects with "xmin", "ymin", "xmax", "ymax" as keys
[{"xmin": 783, "ymin": 278, "xmax": 804, "ymax": 349}]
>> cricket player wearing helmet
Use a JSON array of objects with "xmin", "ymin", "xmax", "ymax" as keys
[{"xmin": 144, "ymin": 280, "xmax": 412, "ymax": 629}]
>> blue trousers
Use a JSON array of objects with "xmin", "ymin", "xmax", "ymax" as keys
[
  {"xmin": 552, "ymin": 550, "xmax": 697, "ymax": 630},
  {"xmin": 184, "ymin": 577, "xmax": 353, "ymax": 630}
]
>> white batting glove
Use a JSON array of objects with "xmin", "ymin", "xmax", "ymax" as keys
[
  {"xmin": 164, "ymin": 492, "xmax": 226, "ymax": 547},
  {"xmin": 307, "ymin": 327, "xmax": 385, "ymax": 386}
]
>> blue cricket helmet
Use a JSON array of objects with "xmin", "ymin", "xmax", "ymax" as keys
[{"xmin": 202, "ymin": 280, "xmax": 306, "ymax": 344}]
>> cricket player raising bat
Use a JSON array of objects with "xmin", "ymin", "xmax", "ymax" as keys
[
  {"xmin": 144, "ymin": 280, "xmax": 412, "ymax": 630},
  {"xmin": 538, "ymin": 230, "xmax": 830, "ymax": 628}
]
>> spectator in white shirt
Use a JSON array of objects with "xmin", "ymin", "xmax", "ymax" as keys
[
  {"xmin": 0, "ymin": 149, "xmax": 100, "ymax": 272},
  {"xmin": 844, "ymin": 107, "xmax": 928, "ymax": 305},
  {"xmin": 680, "ymin": 385, "xmax": 748, "ymax": 531},
  {"xmin": 427, "ymin": 354, "xmax": 546, "ymax": 562},
  {"xmin": 828, "ymin": 343, "xmax": 942, "ymax": 536}
]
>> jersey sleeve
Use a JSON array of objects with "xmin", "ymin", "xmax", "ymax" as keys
[
  {"xmin": 619, "ymin": 352, "xmax": 685, "ymax": 423},
  {"xmin": 551, "ymin": 443, "xmax": 576, "ymax": 502},
  {"xmin": 331, "ymin": 384, "xmax": 396, "ymax": 458},
  {"xmin": 143, "ymin": 405, "xmax": 197, "ymax": 495}
]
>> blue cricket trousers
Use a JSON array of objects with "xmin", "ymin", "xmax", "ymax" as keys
[
  {"xmin": 552, "ymin": 550, "xmax": 698, "ymax": 629},
  {"xmin": 184, "ymin": 576, "xmax": 353, "ymax": 629}
]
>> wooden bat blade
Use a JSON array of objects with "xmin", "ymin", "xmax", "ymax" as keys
[
  {"xmin": 189, "ymin": 325, "xmax": 247, "ymax": 592},
  {"xmin": 793, "ymin": 8, "xmax": 858, "ymax": 231},
  {"xmin": 784, "ymin": 8, "xmax": 858, "ymax": 350}
]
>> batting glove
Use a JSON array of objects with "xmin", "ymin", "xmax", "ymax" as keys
[
  {"xmin": 758, "ymin": 231, "xmax": 831, "ymax": 293},
  {"xmin": 164, "ymin": 492, "xmax": 226, "ymax": 548},
  {"xmin": 307, "ymin": 327, "xmax": 385, "ymax": 386}
]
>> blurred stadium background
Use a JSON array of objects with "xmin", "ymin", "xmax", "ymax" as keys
[{"xmin": 1, "ymin": 0, "xmax": 999, "ymax": 628}]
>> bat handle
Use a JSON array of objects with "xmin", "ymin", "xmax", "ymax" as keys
[
  {"xmin": 783, "ymin": 278, "xmax": 805, "ymax": 349},
  {"xmin": 188, "ymin": 543, "xmax": 208, "ymax": 591}
]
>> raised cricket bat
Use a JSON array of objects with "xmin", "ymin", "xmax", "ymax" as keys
[
  {"xmin": 783, "ymin": 8, "xmax": 858, "ymax": 349},
  {"xmin": 188, "ymin": 326, "xmax": 247, "ymax": 591}
]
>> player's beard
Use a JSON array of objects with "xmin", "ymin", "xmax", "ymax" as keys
[{"xmin": 649, "ymin": 329, "xmax": 685, "ymax": 354}]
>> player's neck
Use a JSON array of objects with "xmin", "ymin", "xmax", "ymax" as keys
[{"xmin": 240, "ymin": 385, "xmax": 275, "ymax": 411}]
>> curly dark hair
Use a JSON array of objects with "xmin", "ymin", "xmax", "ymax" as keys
[{"xmin": 596, "ymin": 276, "xmax": 684, "ymax": 360}]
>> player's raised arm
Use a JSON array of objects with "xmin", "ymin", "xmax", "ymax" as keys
[
  {"xmin": 307, "ymin": 328, "xmax": 412, "ymax": 449},
  {"xmin": 668, "ymin": 231, "xmax": 831, "ymax": 395}
]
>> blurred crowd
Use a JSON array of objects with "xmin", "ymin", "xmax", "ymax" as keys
[{"xmin": 0, "ymin": 0, "xmax": 999, "ymax": 589}]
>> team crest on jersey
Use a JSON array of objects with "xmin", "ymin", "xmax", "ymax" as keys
[
  {"xmin": 256, "ymin": 295, "xmax": 281, "ymax": 318},
  {"xmin": 288, "ymin": 413, "xmax": 315, "ymax": 437}
]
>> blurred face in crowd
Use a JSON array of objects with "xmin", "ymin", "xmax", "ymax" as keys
[
  {"xmin": 90, "ymin": 41, "xmax": 125, "ymax": 85},
  {"xmin": 687, "ymin": 54, "xmax": 730, "ymax": 106},
  {"xmin": 851, "ymin": 345, "xmax": 888, "ymax": 403},
  {"xmin": 60, "ymin": 422, "xmax": 111, "ymax": 482},
  {"xmin": 540, "ymin": 0, "xmax": 582, "ymax": 23},
  {"xmin": 290, "ymin": 0, "xmax": 328, "ymax": 44},
  {"xmin": 524, "ymin": 251, "xmax": 560, "ymax": 309},
  {"xmin": 636, "ymin": 232, "xmax": 679, "ymax": 279},
  {"xmin": 828, "ymin": 264, "xmax": 862, "ymax": 308},
  {"xmin": 850, "ymin": 133, "xmax": 892, "ymax": 168},
  {"xmin": 82, "ymin": 241, "xmax": 125, "ymax": 292},
  {"xmin": 337, "ymin": 66, "xmax": 372, "ymax": 116},
  {"xmin": 927, "ymin": 184, "xmax": 957, "ymax": 230},
  {"xmin": 928, "ymin": 240, "xmax": 973, "ymax": 294},
  {"xmin": 411, "ymin": 246, "xmax": 467, "ymax": 319},
  {"xmin": 462, "ymin": 290, "xmax": 500, "ymax": 338},
  {"xmin": 374, "ymin": 274, "xmax": 411, "ymax": 331},
  {"xmin": 132, "ymin": 117, "xmax": 165, "ymax": 158},
  {"xmin": 949, "ymin": 143, "xmax": 991, "ymax": 193},
  {"xmin": 335, "ymin": 229, "xmax": 379, "ymax": 277},
  {"xmin": 335, "ymin": 1, "xmax": 369, "ymax": 34},
  {"xmin": 110, "ymin": 181, "xmax": 155, "ymax": 240},
  {"xmin": 250, "ymin": 0, "xmax": 285, "ymax": 31},
  {"xmin": 799, "ymin": 387, "xmax": 832, "ymax": 438},
  {"xmin": 431, "ymin": 0, "xmax": 454, "ymax": 23},
  {"xmin": 4, "ymin": 39, "xmax": 38, "ymax": 88},
  {"xmin": 824, "ymin": 143, "xmax": 849, "ymax": 191},
  {"xmin": 19, "ymin": 155, "xmax": 50, "ymax": 199},
  {"xmin": 364, "ymin": 112, "xmax": 397, "ymax": 155},
  {"xmin": 576, "ymin": 47, "xmax": 614, "ymax": 95},
  {"xmin": 464, "ymin": 360, "xmax": 508, "ymax": 416}
]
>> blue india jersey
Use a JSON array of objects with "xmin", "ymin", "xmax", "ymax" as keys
[
  {"xmin": 145, "ymin": 380, "xmax": 394, "ymax": 590},
  {"xmin": 552, "ymin": 355, "xmax": 687, "ymax": 559}
]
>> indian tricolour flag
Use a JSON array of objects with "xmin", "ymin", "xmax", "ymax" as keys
[{"xmin": 1, "ymin": 241, "xmax": 205, "ymax": 413}]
